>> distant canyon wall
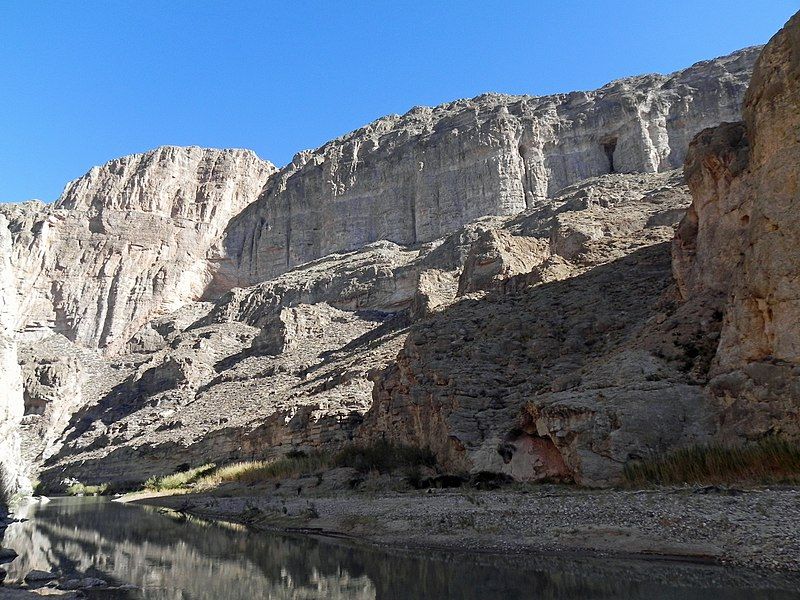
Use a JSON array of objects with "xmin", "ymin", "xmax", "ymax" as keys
[
  {"xmin": 0, "ymin": 215, "xmax": 27, "ymax": 503},
  {"xmin": 0, "ymin": 147, "xmax": 274, "ymax": 352},
  {"xmin": 218, "ymin": 48, "xmax": 759, "ymax": 286}
]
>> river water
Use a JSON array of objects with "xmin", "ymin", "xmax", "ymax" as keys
[{"xmin": 3, "ymin": 497, "xmax": 800, "ymax": 599}]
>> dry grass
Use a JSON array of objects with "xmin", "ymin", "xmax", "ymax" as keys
[
  {"xmin": 174, "ymin": 441, "xmax": 437, "ymax": 490},
  {"xmin": 623, "ymin": 437, "xmax": 800, "ymax": 487},
  {"xmin": 196, "ymin": 453, "xmax": 332, "ymax": 489},
  {"xmin": 145, "ymin": 463, "xmax": 216, "ymax": 491}
]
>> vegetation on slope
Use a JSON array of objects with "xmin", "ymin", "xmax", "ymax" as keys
[
  {"xmin": 145, "ymin": 463, "xmax": 217, "ymax": 491},
  {"xmin": 623, "ymin": 437, "xmax": 800, "ymax": 487},
  {"xmin": 143, "ymin": 441, "xmax": 436, "ymax": 492}
]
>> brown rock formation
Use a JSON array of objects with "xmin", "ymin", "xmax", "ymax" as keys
[{"xmin": 674, "ymin": 11, "xmax": 800, "ymax": 440}]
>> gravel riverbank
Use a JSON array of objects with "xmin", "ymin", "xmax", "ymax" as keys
[{"xmin": 133, "ymin": 483, "xmax": 800, "ymax": 573}]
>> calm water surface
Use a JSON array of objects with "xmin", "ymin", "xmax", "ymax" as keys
[{"xmin": 3, "ymin": 497, "xmax": 800, "ymax": 599}]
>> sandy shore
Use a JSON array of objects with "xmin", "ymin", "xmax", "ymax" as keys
[{"xmin": 132, "ymin": 483, "xmax": 800, "ymax": 573}]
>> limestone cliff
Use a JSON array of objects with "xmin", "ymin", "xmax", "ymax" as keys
[
  {"xmin": 674, "ymin": 11, "xmax": 800, "ymax": 440},
  {"xmin": 217, "ymin": 48, "xmax": 758, "ymax": 286},
  {"xmin": 37, "ymin": 171, "xmax": 699, "ymax": 487},
  {"xmin": 1, "ymin": 146, "xmax": 275, "ymax": 352},
  {"xmin": 0, "ymin": 216, "xmax": 27, "ymax": 503}
]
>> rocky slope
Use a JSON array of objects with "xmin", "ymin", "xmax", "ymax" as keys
[
  {"xmin": 363, "ymin": 13, "xmax": 800, "ymax": 485},
  {"xmin": 1, "ymin": 41, "xmax": 786, "ymax": 489},
  {"xmin": 217, "ymin": 48, "xmax": 759, "ymax": 286},
  {"xmin": 36, "ymin": 170, "xmax": 699, "ymax": 486}
]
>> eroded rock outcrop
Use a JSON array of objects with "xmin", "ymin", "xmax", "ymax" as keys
[
  {"xmin": 674, "ymin": 12, "xmax": 800, "ymax": 440},
  {"xmin": 363, "ymin": 13, "xmax": 800, "ymax": 485},
  {"xmin": 1, "ymin": 146, "xmax": 274, "ymax": 352},
  {"xmin": 218, "ymin": 48, "xmax": 759, "ymax": 286}
]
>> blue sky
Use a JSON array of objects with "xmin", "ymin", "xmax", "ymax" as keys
[{"xmin": 1, "ymin": 1, "xmax": 796, "ymax": 203}]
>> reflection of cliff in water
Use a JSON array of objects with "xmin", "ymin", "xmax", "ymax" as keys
[{"xmin": 4, "ymin": 498, "xmax": 800, "ymax": 600}]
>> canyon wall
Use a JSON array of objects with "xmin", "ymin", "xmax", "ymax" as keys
[
  {"xmin": 218, "ymin": 48, "xmax": 758, "ymax": 286},
  {"xmin": 1, "ymin": 41, "xmax": 785, "ymax": 489},
  {"xmin": 363, "ymin": 12, "xmax": 800, "ymax": 484},
  {"xmin": 674, "ymin": 12, "xmax": 800, "ymax": 440},
  {"xmin": 0, "ymin": 146, "xmax": 274, "ymax": 352}
]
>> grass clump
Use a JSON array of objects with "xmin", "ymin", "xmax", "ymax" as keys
[
  {"xmin": 196, "ymin": 453, "xmax": 332, "ymax": 489},
  {"xmin": 66, "ymin": 482, "xmax": 110, "ymax": 496},
  {"xmin": 623, "ymin": 437, "xmax": 800, "ymax": 487},
  {"xmin": 145, "ymin": 463, "xmax": 216, "ymax": 491},
  {"xmin": 192, "ymin": 441, "xmax": 436, "ymax": 489}
]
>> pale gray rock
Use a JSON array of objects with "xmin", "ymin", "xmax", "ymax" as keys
[
  {"xmin": 36, "ymin": 170, "xmax": 697, "ymax": 487},
  {"xmin": 1, "ymin": 45, "xmax": 773, "ymax": 489},
  {"xmin": 0, "ymin": 216, "xmax": 27, "ymax": 503},
  {"xmin": 1, "ymin": 146, "xmax": 274, "ymax": 352},
  {"xmin": 216, "ymin": 48, "xmax": 759, "ymax": 286}
]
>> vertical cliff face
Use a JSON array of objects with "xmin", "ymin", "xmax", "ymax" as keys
[
  {"xmin": 1, "ymin": 146, "xmax": 275, "ymax": 351},
  {"xmin": 674, "ymin": 11, "xmax": 800, "ymax": 440},
  {"xmin": 218, "ymin": 48, "xmax": 758, "ymax": 286},
  {"xmin": 0, "ymin": 216, "xmax": 27, "ymax": 503}
]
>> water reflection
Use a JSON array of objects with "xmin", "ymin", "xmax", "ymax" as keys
[{"xmin": 3, "ymin": 497, "xmax": 800, "ymax": 599}]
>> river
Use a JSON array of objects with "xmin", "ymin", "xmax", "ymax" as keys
[{"xmin": 2, "ymin": 497, "xmax": 799, "ymax": 599}]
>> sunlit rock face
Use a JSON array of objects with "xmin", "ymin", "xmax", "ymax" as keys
[
  {"xmin": 673, "ymin": 11, "xmax": 800, "ymax": 440},
  {"xmin": 0, "ymin": 215, "xmax": 27, "ymax": 503},
  {"xmin": 0, "ymin": 146, "xmax": 275, "ymax": 352},
  {"xmin": 217, "ymin": 47, "xmax": 758, "ymax": 286},
  {"xmin": 360, "ymin": 12, "xmax": 800, "ymax": 486}
]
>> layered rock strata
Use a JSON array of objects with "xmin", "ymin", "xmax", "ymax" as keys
[
  {"xmin": 0, "ymin": 43, "xmax": 781, "ymax": 488},
  {"xmin": 365, "ymin": 12, "xmax": 800, "ymax": 484},
  {"xmin": 1, "ymin": 146, "xmax": 275, "ymax": 352},
  {"xmin": 36, "ymin": 171, "xmax": 697, "ymax": 486},
  {"xmin": 218, "ymin": 48, "xmax": 759, "ymax": 286}
]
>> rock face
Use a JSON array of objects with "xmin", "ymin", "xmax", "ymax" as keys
[
  {"xmin": 674, "ymin": 12, "xmax": 800, "ymax": 440},
  {"xmin": 0, "ymin": 216, "xmax": 27, "ymax": 503},
  {"xmin": 217, "ymin": 48, "xmax": 758, "ymax": 286},
  {"xmin": 364, "ymin": 12, "xmax": 800, "ymax": 485},
  {"xmin": 1, "ymin": 146, "xmax": 275, "ymax": 352}
]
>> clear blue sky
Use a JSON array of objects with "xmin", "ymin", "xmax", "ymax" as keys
[{"xmin": 1, "ymin": 1, "xmax": 796, "ymax": 203}]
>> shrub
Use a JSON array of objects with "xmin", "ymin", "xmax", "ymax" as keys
[
  {"xmin": 334, "ymin": 440, "xmax": 435, "ymax": 473},
  {"xmin": 623, "ymin": 437, "xmax": 800, "ymax": 487},
  {"xmin": 65, "ymin": 482, "xmax": 110, "ymax": 496}
]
